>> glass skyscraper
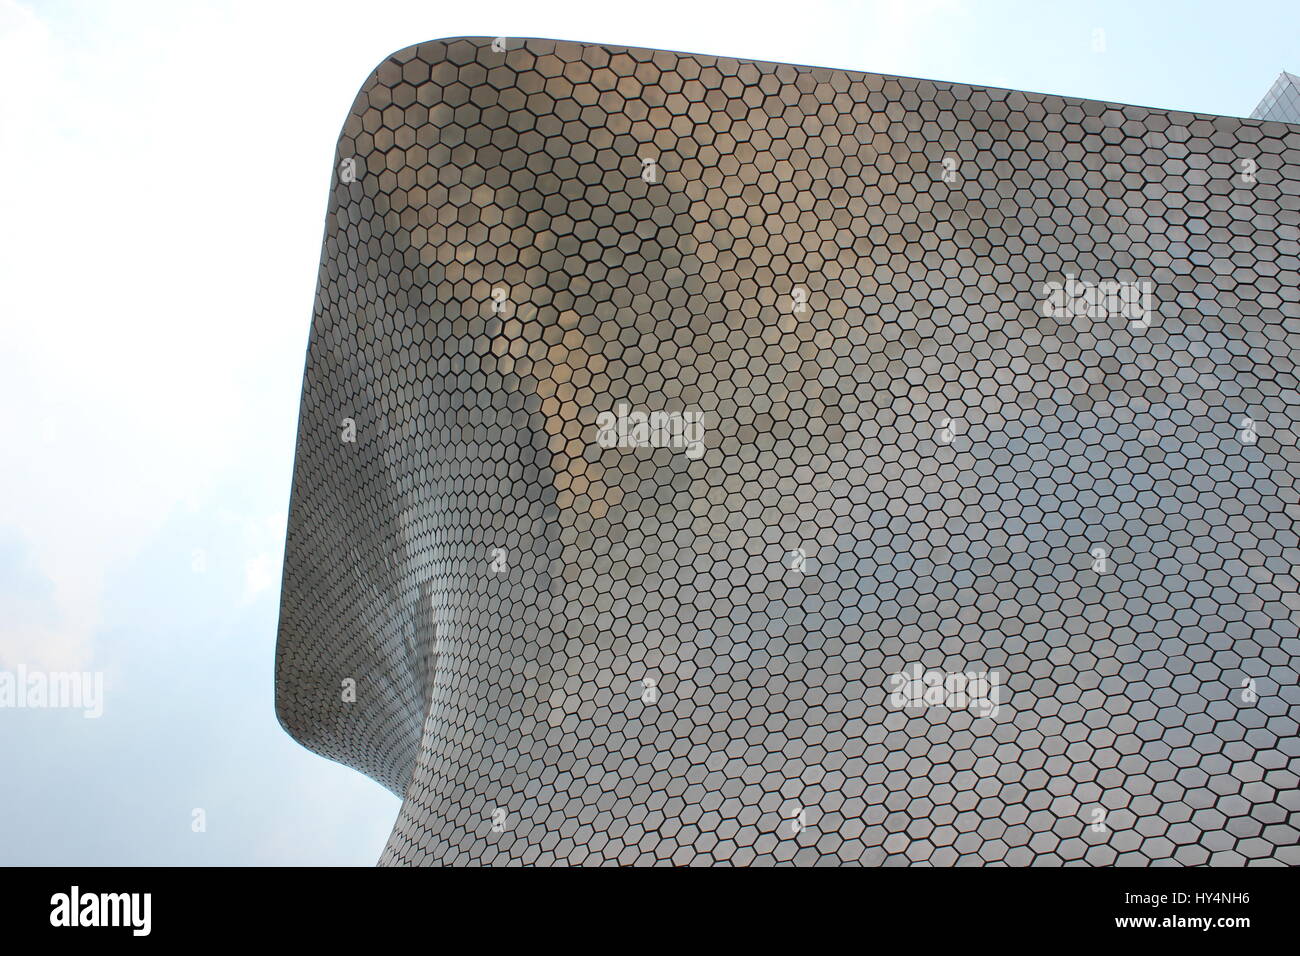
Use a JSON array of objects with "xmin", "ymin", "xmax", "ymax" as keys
[{"xmin": 1252, "ymin": 71, "xmax": 1300, "ymax": 123}]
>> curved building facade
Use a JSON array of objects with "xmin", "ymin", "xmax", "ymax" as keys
[{"xmin": 276, "ymin": 37, "xmax": 1300, "ymax": 865}]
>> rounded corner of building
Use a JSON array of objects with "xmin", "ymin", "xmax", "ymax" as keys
[
  {"xmin": 334, "ymin": 36, "xmax": 498, "ymax": 148},
  {"xmin": 272, "ymin": 690, "xmax": 299, "ymax": 745},
  {"xmin": 356, "ymin": 36, "xmax": 492, "ymax": 89},
  {"xmin": 271, "ymin": 656, "xmax": 306, "ymax": 746}
]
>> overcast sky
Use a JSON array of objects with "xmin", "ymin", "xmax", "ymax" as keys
[{"xmin": 0, "ymin": 0, "xmax": 1295, "ymax": 864}]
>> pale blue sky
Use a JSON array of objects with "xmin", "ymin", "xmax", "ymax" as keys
[{"xmin": 0, "ymin": 0, "xmax": 1294, "ymax": 864}]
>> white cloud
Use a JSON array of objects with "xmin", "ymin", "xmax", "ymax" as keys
[{"xmin": 243, "ymin": 553, "xmax": 278, "ymax": 602}]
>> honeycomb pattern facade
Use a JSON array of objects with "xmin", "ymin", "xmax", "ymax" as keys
[{"xmin": 275, "ymin": 37, "xmax": 1300, "ymax": 866}]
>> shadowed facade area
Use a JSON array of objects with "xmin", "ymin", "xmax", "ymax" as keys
[{"xmin": 276, "ymin": 37, "xmax": 1300, "ymax": 866}]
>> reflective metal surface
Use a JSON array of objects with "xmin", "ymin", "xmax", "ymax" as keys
[{"xmin": 277, "ymin": 37, "xmax": 1300, "ymax": 865}]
